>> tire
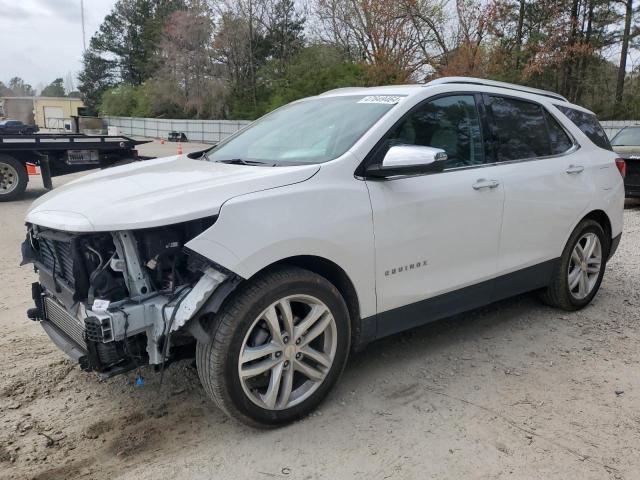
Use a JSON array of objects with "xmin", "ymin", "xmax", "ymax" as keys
[
  {"xmin": 196, "ymin": 266, "xmax": 351, "ymax": 428},
  {"xmin": 0, "ymin": 154, "xmax": 28, "ymax": 202},
  {"xmin": 540, "ymin": 219, "xmax": 608, "ymax": 311}
]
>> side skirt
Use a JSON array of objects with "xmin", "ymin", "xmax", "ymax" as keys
[{"xmin": 372, "ymin": 258, "xmax": 559, "ymax": 340}]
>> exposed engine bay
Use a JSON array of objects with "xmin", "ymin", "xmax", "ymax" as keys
[{"xmin": 21, "ymin": 217, "xmax": 238, "ymax": 378}]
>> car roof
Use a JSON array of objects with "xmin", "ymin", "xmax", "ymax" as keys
[
  {"xmin": 318, "ymin": 77, "xmax": 593, "ymax": 115},
  {"xmin": 612, "ymin": 125, "xmax": 640, "ymax": 138}
]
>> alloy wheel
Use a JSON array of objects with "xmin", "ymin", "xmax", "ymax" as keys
[
  {"xmin": 238, "ymin": 294, "xmax": 337, "ymax": 411},
  {"xmin": 567, "ymin": 232, "xmax": 602, "ymax": 300}
]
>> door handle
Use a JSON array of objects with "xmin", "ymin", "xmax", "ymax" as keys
[
  {"xmin": 566, "ymin": 164, "xmax": 584, "ymax": 174},
  {"xmin": 472, "ymin": 178, "xmax": 500, "ymax": 190}
]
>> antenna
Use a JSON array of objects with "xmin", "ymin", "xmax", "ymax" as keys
[{"xmin": 80, "ymin": 0, "xmax": 87, "ymax": 52}]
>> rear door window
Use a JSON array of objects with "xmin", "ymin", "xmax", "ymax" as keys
[
  {"xmin": 555, "ymin": 105, "xmax": 612, "ymax": 150},
  {"xmin": 488, "ymin": 96, "xmax": 551, "ymax": 161}
]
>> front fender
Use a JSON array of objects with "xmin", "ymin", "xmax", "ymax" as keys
[{"xmin": 185, "ymin": 169, "xmax": 377, "ymax": 318}]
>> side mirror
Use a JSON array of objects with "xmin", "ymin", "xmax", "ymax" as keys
[{"xmin": 365, "ymin": 145, "xmax": 448, "ymax": 178}]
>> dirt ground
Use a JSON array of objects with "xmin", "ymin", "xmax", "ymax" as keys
[{"xmin": 1, "ymin": 141, "xmax": 639, "ymax": 480}]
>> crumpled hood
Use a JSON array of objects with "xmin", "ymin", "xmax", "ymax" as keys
[{"xmin": 26, "ymin": 155, "xmax": 319, "ymax": 232}]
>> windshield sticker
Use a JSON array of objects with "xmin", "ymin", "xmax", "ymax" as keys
[{"xmin": 358, "ymin": 95, "xmax": 402, "ymax": 105}]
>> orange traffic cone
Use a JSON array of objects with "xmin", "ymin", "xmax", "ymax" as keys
[
  {"xmin": 26, "ymin": 163, "xmax": 39, "ymax": 175},
  {"xmin": 177, "ymin": 143, "xmax": 183, "ymax": 155}
]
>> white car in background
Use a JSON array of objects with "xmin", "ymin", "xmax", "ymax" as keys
[{"xmin": 22, "ymin": 77, "xmax": 624, "ymax": 427}]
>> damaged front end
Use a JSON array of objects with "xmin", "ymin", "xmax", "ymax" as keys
[{"xmin": 21, "ymin": 217, "xmax": 239, "ymax": 378}]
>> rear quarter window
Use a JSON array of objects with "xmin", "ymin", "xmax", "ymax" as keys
[
  {"xmin": 555, "ymin": 105, "xmax": 612, "ymax": 151},
  {"xmin": 544, "ymin": 110, "xmax": 573, "ymax": 155}
]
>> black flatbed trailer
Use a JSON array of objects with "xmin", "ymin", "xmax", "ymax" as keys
[{"xmin": 0, "ymin": 134, "xmax": 150, "ymax": 201}]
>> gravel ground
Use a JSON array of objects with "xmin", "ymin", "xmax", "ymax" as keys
[{"xmin": 1, "ymin": 142, "xmax": 639, "ymax": 479}]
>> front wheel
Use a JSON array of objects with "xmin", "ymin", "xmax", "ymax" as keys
[
  {"xmin": 540, "ymin": 219, "xmax": 607, "ymax": 311},
  {"xmin": 196, "ymin": 266, "xmax": 351, "ymax": 427}
]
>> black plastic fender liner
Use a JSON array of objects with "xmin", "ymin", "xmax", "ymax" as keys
[
  {"xmin": 184, "ymin": 275, "xmax": 242, "ymax": 343},
  {"xmin": 608, "ymin": 233, "xmax": 622, "ymax": 260},
  {"xmin": 20, "ymin": 235, "xmax": 39, "ymax": 266}
]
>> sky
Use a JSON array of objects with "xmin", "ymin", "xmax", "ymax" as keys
[{"xmin": 0, "ymin": 0, "xmax": 117, "ymax": 92}]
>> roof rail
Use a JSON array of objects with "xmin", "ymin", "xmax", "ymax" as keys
[{"xmin": 426, "ymin": 77, "xmax": 568, "ymax": 102}]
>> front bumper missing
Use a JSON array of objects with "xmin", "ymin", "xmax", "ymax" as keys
[
  {"xmin": 32, "ymin": 266, "xmax": 229, "ymax": 375},
  {"xmin": 41, "ymin": 320, "xmax": 87, "ymax": 362}
]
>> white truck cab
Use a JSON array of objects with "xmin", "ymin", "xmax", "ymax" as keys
[{"xmin": 22, "ymin": 77, "xmax": 624, "ymax": 426}]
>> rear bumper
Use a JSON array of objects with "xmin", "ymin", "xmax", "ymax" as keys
[{"xmin": 624, "ymin": 185, "xmax": 640, "ymax": 198}]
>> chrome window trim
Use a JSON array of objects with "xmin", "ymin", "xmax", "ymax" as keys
[
  {"xmin": 357, "ymin": 89, "xmax": 582, "ymax": 181},
  {"xmin": 362, "ymin": 143, "xmax": 582, "ymax": 181}
]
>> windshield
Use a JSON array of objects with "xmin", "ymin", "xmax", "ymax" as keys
[
  {"xmin": 611, "ymin": 126, "xmax": 640, "ymax": 146},
  {"xmin": 207, "ymin": 95, "xmax": 403, "ymax": 165}
]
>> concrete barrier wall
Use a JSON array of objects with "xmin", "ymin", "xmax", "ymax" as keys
[
  {"xmin": 103, "ymin": 116, "xmax": 252, "ymax": 144},
  {"xmin": 104, "ymin": 116, "xmax": 636, "ymax": 143}
]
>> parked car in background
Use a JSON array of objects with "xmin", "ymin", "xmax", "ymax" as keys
[
  {"xmin": 611, "ymin": 126, "xmax": 640, "ymax": 197},
  {"xmin": 168, "ymin": 131, "xmax": 188, "ymax": 142},
  {"xmin": 0, "ymin": 119, "xmax": 38, "ymax": 135},
  {"xmin": 22, "ymin": 77, "xmax": 624, "ymax": 428}
]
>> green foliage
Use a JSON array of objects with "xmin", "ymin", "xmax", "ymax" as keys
[
  {"xmin": 73, "ymin": 0, "xmax": 640, "ymax": 121},
  {"xmin": 79, "ymin": 0, "xmax": 186, "ymax": 112},
  {"xmin": 78, "ymin": 51, "xmax": 118, "ymax": 115},
  {"xmin": 99, "ymin": 84, "xmax": 156, "ymax": 117},
  {"xmin": 8, "ymin": 77, "xmax": 35, "ymax": 96},
  {"xmin": 227, "ymin": 44, "xmax": 367, "ymax": 119},
  {"xmin": 40, "ymin": 78, "xmax": 66, "ymax": 97},
  {"xmin": 263, "ymin": 45, "xmax": 368, "ymax": 112}
]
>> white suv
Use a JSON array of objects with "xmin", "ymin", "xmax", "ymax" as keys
[{"xmin": 22, "ymin": 77, "xmax": 624, "ymax": 427}]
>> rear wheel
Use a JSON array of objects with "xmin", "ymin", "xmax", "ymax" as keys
[
  {"xmin": 196, "ymin": 266, "xmax": 351, "ymax": 427},
  {"xmin": 540, "ymin": 219, "xmax": 607, "ymax": 311},
  {"xmin": 0, "ymin": 155, "xmax": 28, "ymax": 202}
]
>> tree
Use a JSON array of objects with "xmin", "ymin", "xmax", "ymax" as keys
[
  {"xmin": 78, "ymin": 50, "xmax": 118, "ymax": 114},
  {"xmin": 78, "ymin": 0, "xmax": 186, "ymax": 110},
  {"xmin": 90, "ymin": 0, "xmax": 184, "ymax": 84},
  {"xmin": 154, "ymin": 2, "xmax": 227, "ymax": 118},
  {"xmin": 314, "ymin": 0, "xmax": 449, "ymax": 84},
  {"xmin": 213, "ymin": 11, "xmax": 254, "ymax": 110},
  {"xmin": 259, "ymin": 0, "xmax": 306, "ymax": 66},
  {"xmin": 8, "ymin": 77, "xmax": 35, "ymax": 96},
  {"xmin": 41, "ymin": 78, "xmax": 66, "ymax": 97},
  {"xmin": 0, "ymin": 81, "xmax": 14, "ymax": 96},
  {"xmin": 615, "ymin": 0, "xmax": 638, "ymax": 111},
  {"xmin": 264, "ymin": 44, "xmax": 368, "ymax": 110},
  {"xmin": 64, "ymin": 72, "xmax": 76, "ymax": 95},
  {"xmin": 100, "ymin": 84, "xmax": 140, "ymax": 116},
  {"xmin": 76, "ymin": 0, "xmax": 639, "ymax": 120}
]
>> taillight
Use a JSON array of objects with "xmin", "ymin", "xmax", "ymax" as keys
[{"xmin": 615, "ymin": 158, "xmax": 626, "ymax": 178}]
